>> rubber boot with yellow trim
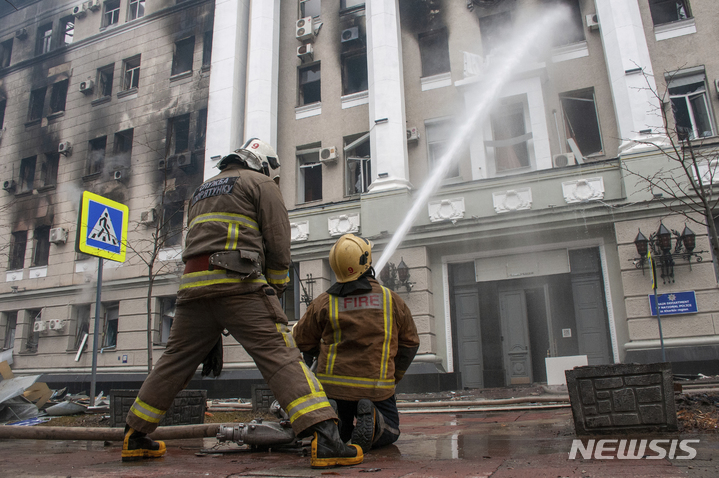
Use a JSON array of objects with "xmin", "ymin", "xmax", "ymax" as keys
[
  {"xmin": 351, "ymin": 398, "xmax": 376, "ymax": 453},
  {"xmin": 122, "ymin": 425, "xmax": 166, "ymax": 462},
  {"xmin": 309, "ymin": 419, "xmax": 363, "ymax": 469}
]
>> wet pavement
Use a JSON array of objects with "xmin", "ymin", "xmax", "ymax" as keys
[{"xmin": 0, "ymin": 408, "xmax": 717, "ymax": 477}]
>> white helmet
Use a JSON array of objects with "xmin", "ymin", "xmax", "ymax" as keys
[{"xmin": 217, "ymin": 138, "xmax": 280, "ymax": 176}]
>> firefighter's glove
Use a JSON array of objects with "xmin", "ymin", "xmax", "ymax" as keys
[{"xmin": 201, "ymin": 338, "xmax": 224, "ymax": 378}]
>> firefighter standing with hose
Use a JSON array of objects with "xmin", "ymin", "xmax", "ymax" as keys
[
  {"xmin": 122, "ymin": 139, "xmax": 362, "ymax": 469},
  {"xmin": 293, "ymin": 234, "xmax": 420, "ymax": 452}
]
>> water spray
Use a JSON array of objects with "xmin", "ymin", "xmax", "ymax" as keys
[{"xmin": 375, "ymin": 7, "xmax": 569, "ymax": 273}]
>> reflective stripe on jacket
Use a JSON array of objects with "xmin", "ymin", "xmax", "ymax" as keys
[{"xmin": 293, "ymin": 278, "xmax": 420, "ymax": 402}]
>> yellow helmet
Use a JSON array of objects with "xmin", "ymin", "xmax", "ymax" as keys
[{"xmin": 329, "ymin": 234, "xmax": 372, "ymax": 283}]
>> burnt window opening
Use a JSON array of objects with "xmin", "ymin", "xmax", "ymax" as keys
[
  {"xmin": 73, "ymin": 305, "xmax": 90, "ymax": 351},
  {"xmin": 28, "ymin": 87, "xmax": 46, "ymax": 121},
  {"xmin": 104, "ymin": 0, "xmax": 121, "ymax": 27},
  {"xmin": 19, "ymin": 156, "xmax": 37, "ymax": 193},
  {"xmin": 3, "ymin": 311, "xmax": 18, "ymax": 350},
  {"xmin": 202, "ymin": 31, "xmax": 212, "ymax": 68},
  {"xmin": 25, "ymin": 309, "xmax": 42, "ymax": 353},
  {"xmin": 342, "ymin": 53, "xmax": 368, "ymax": 96},
  {"xmin": 49, "ymin": 80, "xmax": 68, "ymax": 114},
  {"xmin": 36, "ymin": 23, "xmax": 52, "ymax": 55},
  {"xmin": 61, "ymin": 16, "xmax": 74, "ymax": 46},
  {"xmin": 123, "ymin": 56, "xmax": 141, "ymax": 91},
  {"xmin": 300, "ymin": 0, "xmax": 321, "ymax": 18},
  {"xmin": 128, "ymin": 0, "xmax": 145, "ymax": 21},
  {"xmin": 344, "ymin": 132, "xmax": 371, "ymax": 196},
  {"xmin": 478, "ymin": 11, "xmax": 512, "ymax": 56},
  {"xmin": 32, "ymin": 226, "xmax": 50, "ymax": 268},
  {"xmin": 169, "ymin": 114, "xmax": 191, "ymax": 155},
  {"xmin": 195, "ymin": 108, "xmax": 207, "ymax": 150},
  {"xmin": 161, "ymin": 202, "xmax": 185, "ymax": 248},
  {"xmin": 418, "ymin": 28, "xmax": 450, "ymax": 78},
  {"xmin": 489, "ymin": 101, "xmax": 531, "ymax": 172},
  {"xmin": 9, "ymin": 231, "xmax": 27, "ymax": 271},
  {"xmin": 103, "ymin": 304, "xmax": 119, "ymax": 348},
  {"xmin": 297, "ymin": 149, "xmax": 322, "ymax": 203},
  {"xmin": 341, "ymin": 0, "xmax": 364, "ymax": 11},
  {"xmin": 39, "ymin": 153, "xmax": 59, "ymax": 188},
  {"xmin": 97, "ymin": 64, "xmax": 114, "ymax": 98},
  {"xmin": 668, "ymin": 73, "xmax": 716, "ymax": 140},
  {"xmin": 87, "ymin": 136, "xmax": 107, "ymax": 175},
  {"xmin": 426, "ymin": 119, "xmax": 460, "ymax": 179},
  {"xmin": 560, "ymin": 89, "xmax": 603, "ymax": 156},
  {"xmin": 299, "ymin": 63, "xmax": 321, "ymax": 106},
  {"xmin": 159, "ymin": 297, "xmax": 176, "ymax": 345},
  {"xmin": 1, "ymin": 38, "xmax": 13, "ymax": 68},
  {"xmin": 649, "ymin": 0, "xmax": 692, "ymax": 26},
  {"xmin": 172, "ymin": 36, "xmax": 195, "ymax": 76},
  {"xmin": 0, "ymin": 99, "xmax": 6, "ymax": 129},
  {"xmin": 545, "ymin": 0, "xmax": 584, "ymax": 46}
]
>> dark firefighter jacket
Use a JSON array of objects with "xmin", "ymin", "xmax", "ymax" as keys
[
  {"xmin": 178, "ymin": 163, "xmax": 290, "ymax": 301},
  {"xmin": 293, "ymin": 278, "xmax": 420, "ymax": 401}
]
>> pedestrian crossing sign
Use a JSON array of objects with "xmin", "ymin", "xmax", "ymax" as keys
[{"xmin": 76, "ymin": 191, "xmax": 129, "ymax": 262}]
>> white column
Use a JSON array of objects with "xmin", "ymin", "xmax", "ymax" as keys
[
  {"xmin": 244, "ymin": 0, "xmax": 281, "ymax": 150},
  {"xmin": 204, "ymin": 0, "xmax": 251, "ymax": 180},
  {"xmin": 366, "ymin": 0, "xmax": 411, "ymax": 192},
  {"xmin": 594, "ymin": 0, "xmax": 666, "ymax": 153}
]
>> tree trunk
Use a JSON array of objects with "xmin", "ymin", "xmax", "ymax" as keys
[{"xmin": 147, "ymin": 263, "xmax": 154, "ymax": 374}]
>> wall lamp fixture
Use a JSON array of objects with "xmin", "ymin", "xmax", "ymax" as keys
[
  {"xmin": 632, "ymin": 223, "xmax": 706, "ymax": 284},
  {"xmin": 379, "ymin": 258, "xmax": 414, "ymax": 292}
]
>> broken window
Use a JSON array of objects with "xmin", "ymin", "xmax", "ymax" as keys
[
  {"xmin": 49, "ymin": 79, "xmax": 68, "ymax": 114},
  {"xmin": 478, "ymin": 11, "xmax": 512, "ymax": 56},
  {"xmin": 61, "ymin": 16, "xmax": 74, "ymax": 46},
  {"xmin": 0, "ymin": 39, "xmax": 12, "ymax": 68},
  {"xmin": 0, "ymin": 99, "xmax": 5, "ymax": 129},
  {"xmin": 668, "ymin": 72, "xmax": 716, "ymax": 140},
  {"xmin": 114, "ymin": 129, "xmax": 134, "ymax": 163},
  {"xmin": 36, "ymin": 23, "xmax": 52, "ymax": 55},
  {"xmin": 341, "ymin": 0, "xmax": 364, "ymax": 10},
  {"xmin": 649, "ymin": 0, "xmax": 691, "ymax": 26},
  {"xmin": 103, "ymin": 304, "xmax": 119, "ymax": 348},
  {"xmin": 39, "ymin": 153, "xmax": 59, "ymax": 188},
  {"xmin": 342, "ymin": 53, "xmax": 368, "ymax": 95},
  {"xmin": 9, "ymin": 231, "xmax": 27, "ymax": 271},
  {"xmin": 560, "ymin": 89, "xmax": 603, "ymax": 156},
  {"xmin": 128, "ymin": 0, "xmax": 145, "ymax": 21},
  {"xmin": 32, "ymin": 226, "xmax": 50, "ymax": 268},
  {"xmin": 161, "ymin": 202, "xmax": 185, "ymax": 248},
  {"xmin": 123, "ymin": 56, "xmax": 141, "ymax": 90},
  {"xmin": 172, "ymin": 36, "xmax": 195, "ymax": 76},
  {"xmin": 300, "ymin": 0, "xmax": 321, "ymax": 18},
  {"xmin": 426, "ymin": 119, "xmax": 460, "ymax": 178},
  {"xmin": 202, "ymin": 31, "xmax": 213, "ymax": 68},
  {"xmin": 19, "ymin": 156, "xmax": 37, "ymax": 193},
  {"xmin": 489, "ymin": 101, "xmax": 531, "ymax": 172},
  {"xmin": 104, "ymin": 0, "xmax": 121, "ymax": 27},
  {"xmin": 344, "ymin": 132, "xmax": 371, "ymax": 195},
  {"xmin": 418, "ymin": 28, "xmax": 450, "ymax": 78},
  {"xmin": 195, "ymin": 108, "xmax": 207, "ymax": 150},
  {"xmin": 3, "ymin": 311, "xmax": 17, "ymax": 350},
  {"xmin": 97, "ymin": 64, "xmax": 114, "ymax": 98},
  {"xmin": 545, "ymin": 0, "xmax": 584, "ymax": 46},
  {"xmin": 169, "ymin": 114, "xmax": 191, "ymax": 154},
  {"xmin": 159, "ymin": 297, "xmax": 176, "ymax": 345},
  {"xmin": 25, "ymin": 309, "xmax": 42, "ymax": 353},
  {"xmin": 297, "ymin": 148, "xmax": 322, "ymax": 203},
  {"xmin": 87, "ymin": 136, "xmax": 107, "ymax": 175},
  {"xmin": 28, "ymin": 87, "xmax": 46, "ymax": 121},
  {"xmin": 299, "ymin": 63, "xmax": 321, "ymax": 105},
  {"xmin": 73, "ymin": 305, "xmax": 90, "ymax": 351}
]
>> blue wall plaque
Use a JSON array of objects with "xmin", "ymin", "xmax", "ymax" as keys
[{"xmin": 649, "ymin": 291, "xmax": 698, "ymax": 316}]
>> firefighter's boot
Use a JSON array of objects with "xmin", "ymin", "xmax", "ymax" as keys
[
  {"xmin": 351, "ymin": 398, "xmax": 377, "ymax": 453},
  {"xmin": 309, "ymin": 419, "xmax": 363, "ymax": 468},
  {"xmin": 122, "ymin": 425, "xmax": 166, "ymax": 462}
]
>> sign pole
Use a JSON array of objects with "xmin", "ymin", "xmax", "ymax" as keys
[
  {"xmin": 649, "ymin": 252, "xmax": 666, "ymax": 362},
  {"xmin": 90, "ymin": 257, "xmax": 103, "ymax": 406}
]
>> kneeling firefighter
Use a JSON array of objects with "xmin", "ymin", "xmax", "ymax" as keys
[
  {"xmin": 293, "ymin": 234, "xmax": 420, "ymax": 452},
  {"xmin": 123, "ymin": 138, "xmax": 362, "ymax": 469}
]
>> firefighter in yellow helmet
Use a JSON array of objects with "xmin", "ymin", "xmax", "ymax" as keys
[
  {"xmin": 122, "ymin": 139, "xmax": 362, "ymax": 469},
  {"xmin": 293, "ymin": 234, "xmax": 420, "ymax": 452}
]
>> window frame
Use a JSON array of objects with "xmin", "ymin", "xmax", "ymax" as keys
[
  {"xmin": 28, "ymin": 86, "xmax": 47, "ymax": 122},
  {"xmin": 559, "ymin": 88, "xmax": 604, "ymax": 157},
  {"xmin": 128, "ymin": 0, "xmax": 145, "ymax": 21},
  {"xmin": 202, "ymin": 31, "xmax": 213, "ymax": 69},
  {"xmin": 114, "ymin": 129, "xmax": 134, "ymax": 162},
  {"xmin": 168, "ymin": 114, "xmax": 191, "ymax": 155},
  {"xmin": 344, "ymin": 132, "xmax": 371, "ymax": 196},
  {"xmin": 425, "ymin": 118, "xmax": 460, "ymax": 179},
  {"xmin": 300, "ymin": 0, "xmax": 321, "ymax": 18},
  {"xmin": 341, "ymin": 52, "xmax": 368, "ymax": 96},
  {"xmin": 32, "ymin": 226, "xmax": 51, "ymax": 268},
  {"xmin": 0, "ymin": 38, "xmax": 12, "ymax": 68},
  {"xmin": 104, "ymin": 0, "xmax": 122, "ymax": 27},
  {"xmin": 297, "ymin": 148, "xmax": 322, "ymax": 204},
  {"xmin": 60, "ymin": 16, "xmax": 74, "ymax": 46},
  {"xmin": 19, "ymin": 156, "xmax": 37, "ymax": 193},
  {"xmin": 171, "ymin": 36, "xmax": 195, "ymax": 76},
  {"xmin": 123, "ymin": 56, "xmax": 141, "ymax": 91},
  {"xmin": 0, "ymin": 99, "xmax": 5, "ymax": 129},
  {"xmin": 72, "ymin": 305, "xmax": 91, "ymax": 352},
  {"xmin": 161, "ymin": 201, "xmax": 185, "ymax": 249},
  {"xmin": 87, "ymin": 136, "xmax": 107, "ymax": 175},
  {"xmin": 158, "ymin": 297, "xmax": 176, "ymax": 345},
  {"xmin": 36, "ymin": 22, "xmax": 53, "ymax": 55},
  {"xmin": 418, "ymin": 28, "xmax": 450, "ymax": 78},
  {"xmin": 486, "ymin": 98, "xmax": 534, "ymax": 175},
  {"xmin": 103, "ymin": 304, "xmax": 119, "ymax": 348},
  {"xmin": 298, "ymin": 63, "xmax": 321, "ymax": 106},
  {"xmin": 49, "ymin": 79, "xmax": 69, "ymax": 114},
  {"xmin": 25, "ymin": 309, "xmax": 42, "ymax": 354},
  {"xmin": 668, "ymin": 74, "xmax": 717, "ymax": 140},
  {"xmin": 39, "ymin": 152, "xmax": 59, "ymax": 188},
  {"xmin": 97, "ymin": 64, "xmax": 115, "ymax": 98},
  {"xmin": 2, "ymin": 311, "xmax": 18, "ymax": 350},
  {"xmin": 9, "ymin": 231, "xmax": 27, "ymax": 271},
  {"xmin": 648, "ymin": 0, "xmax": 692, "ymax": 26}
]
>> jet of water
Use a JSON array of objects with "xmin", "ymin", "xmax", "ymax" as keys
[{"xmin": 375, "ymin": 7, "xmax": 569, "ymax": 273}]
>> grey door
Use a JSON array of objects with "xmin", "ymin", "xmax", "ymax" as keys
[
  {"xmin": 499, "ymin": 289, "xmax": 532, "ymax": 385},
  {"xmin": 455, "ymin": 288, "xmax": 483, "ymax": 388},
  {"xmin": 571, "ymin": 276, "xmax": 612, "ymax": 365}
]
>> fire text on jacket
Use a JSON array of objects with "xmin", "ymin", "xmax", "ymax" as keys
[
  {"xmin": 340, "ymin": 294, "xmax": 383, "ymax": 311},
  {"xmin": 192, "ymin": 177, "xmax": 238, "ymax": 206}
]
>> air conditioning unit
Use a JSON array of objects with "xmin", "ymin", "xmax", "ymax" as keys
[
  {"xmin": 552, "ymin": 152, "xmax": 577, "ymax": 168},
  {"xmin": 33, "ymin": 321, "xmax": 47, "ymax": 332},
  {"xmin": 113, "ymin": 170, "xmax": 122, "ymax": 181},
  {"xmin": 58, "ymin": 141, "xmax": 72, "ymax": 155},
  {"xmin": 585, "ymin": 14, "xmax": 599, "ymax": 30},
  {"xmin": 296, "ymin": 17, "xmax": 315, "ymax": 42},
  {"xmin": 406, "ymin": 127, "xmax": 420, "ymax": 142},
  {"xmin": 48, "ymin": 319, "xmax": 65, "ymax": 331},
  {"xmin": 140, "ymin": 209, "xmax": 157, "ymax": 225},
  {"xmin": 49, "ymin": 227, "xmax": 68, "ymax": 244},
  {"xmin": 88, "ymin": 0, "xmax": 101, "ymax": 11},
  {"xmin": 73, "ymin": 4, "xmax": 87, "ymax": 17},
  {"xmin": 2, "ymin": 179, "xmax": 16, "ymax": 192},
  {"xmin": 319, "ymin": 146, "xmax": 337, "ymax": 163},
  {"xmin": 341, "ymin": 27, "xmax": 360, "ymax": 43},
  {"xmin": 15, "ymin": 28, "xmax": 27, "ymax": 39},
  {"xmin": 79, "ymin": 79, "xmax": 94, "ymax": 94},
  {"xmin": 297, "ymin": 43, "xmax": 314, "ymax": 61},
  {"xmin": 158, "ymin": 159, "xmax": 170, "ymax": 171},
  {"xmin": 176, "ymin": 153, "xmax": 195, "ymax": 171}
]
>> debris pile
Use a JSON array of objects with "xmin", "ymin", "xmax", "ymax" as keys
[{"xmin": 675, "ymin": 393, "xmax": 719, "ymax": 432}]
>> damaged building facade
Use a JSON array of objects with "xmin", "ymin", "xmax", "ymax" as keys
[{"xmin": 1, "ymin": 0, "xmax": 719, "ymax": 395}]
